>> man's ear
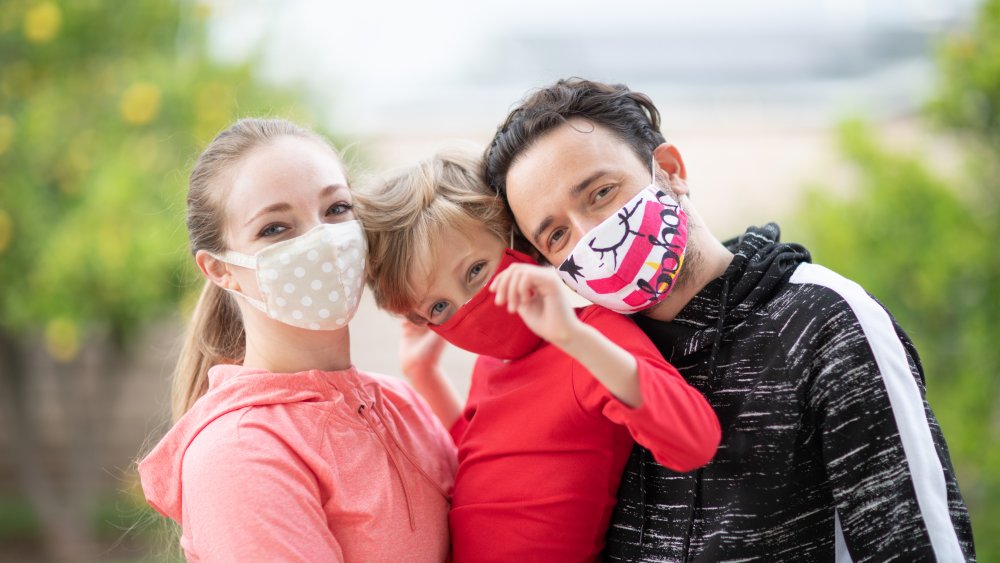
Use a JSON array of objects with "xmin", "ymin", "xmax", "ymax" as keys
[
  {"xmin": 196, "ymin": 249, "xmax": 240, "ymax": 291},
  {"xmin": 653, "ymin": 143, "xmax": 686, "ymax": 180}
]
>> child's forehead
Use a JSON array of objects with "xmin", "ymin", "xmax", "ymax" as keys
[{"xmin": 403, "ymin": 220, "xmax": 501, "ymax": 300}]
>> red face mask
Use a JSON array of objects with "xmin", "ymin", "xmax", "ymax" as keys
[{"xmin": 428, "ymin": 249, "xmax": 544, "ymax": 360}]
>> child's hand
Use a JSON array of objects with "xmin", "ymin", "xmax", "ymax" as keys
[
  {"xmin": 490, "ymin": 264, "xmax": 582, "ymax": 347},
  {"xmin": 399, "ymin": 319, "xmax": 446, "ymax": 378}
]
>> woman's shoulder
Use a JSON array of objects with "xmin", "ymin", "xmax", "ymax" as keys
[
  {"xmin": 355, "ymin": 369, "xmax": 417, "ymax": 398},
  {"xmin": 181, "ymin": 407, "xmax": 311, "ymax": 486}
]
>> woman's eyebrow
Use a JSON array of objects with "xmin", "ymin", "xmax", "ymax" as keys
[
  {"xmin": 244, "ymin": 202, "xmax": 291, "ymax": 226},
  {"xmin": 319, "ymin": 184, "xmax": 349, "ymax": 198}
]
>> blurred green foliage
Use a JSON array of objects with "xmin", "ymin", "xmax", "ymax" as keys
[
  {"xmin": 0, "ymin": 0, "xmax": 318, "ymax": 353},
  {"xmin": 0, "ymin": 0, "xmax": 328, "ymax": 558},
  {"xmin": 795, "ymin": 0, "xmax": 1000, "ymax": 558}
]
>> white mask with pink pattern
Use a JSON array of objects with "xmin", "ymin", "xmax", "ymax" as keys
[
  {"xmin": 557, "ymin": 167, "xmax": 689, "ymax": 314},
  {"xmin": 212, "ymin": 221, "xmax": 366, "ymax": 330}
]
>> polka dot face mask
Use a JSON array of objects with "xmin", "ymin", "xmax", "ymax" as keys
[{"xmin": 212, "ymin": 220, "xmax": 366, "ymax": 331}]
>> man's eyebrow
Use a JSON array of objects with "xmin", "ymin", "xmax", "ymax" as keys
[
  {"xmin": 531, "ymin": 216, "xmax": 554, "ymax": 247},
  {"xmin": 529, "ymin": 170, "xmax": 608, "ymax": 246}
]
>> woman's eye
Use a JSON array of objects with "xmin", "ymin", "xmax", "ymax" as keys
[
  {"xmin": 259, "ymin": 224, "xmax": 287, "ymax": 238},
  {"xmin": 468, "ymin": 261, "xmax": 486, "ymax": 283},
  {"xmin": 327, "ymin": 202, "xmax": 353, "ymax": 216}
]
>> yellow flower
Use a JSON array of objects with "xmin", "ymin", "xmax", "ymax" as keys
[
  {"xmin": 120, "ymin": 82, "xmax": 162, "ymax": 125},
  {"xmin": 24, "ymin": 2, "xmax": 61, "ymax": 44},
  {"xmin": 0, "ymin": 209, "xmax": 11, "ymax": 254},
  {"xmin": 45, "ymin": 318, "xmax": 79, "ymax": 363},
  {"xmin": 0, "ymin": 115, "xmax": 14, "ymax": 155}
]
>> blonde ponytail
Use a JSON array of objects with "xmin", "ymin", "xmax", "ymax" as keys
[{"xmin": 171, "ymin": 281, "xmax": 244, "ymax": 421}]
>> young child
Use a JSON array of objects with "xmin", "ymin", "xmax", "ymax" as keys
[{"xmin": 356, "ymin": 148, "xmax": 721, "ymax": 561}]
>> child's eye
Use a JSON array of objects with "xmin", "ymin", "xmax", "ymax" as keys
[
  {"xmin": 327, "ymin": 202, "xmax": 353, "ymax": 216},
  {"xmin": 259, "ymin": 224, "xmax": 287, "ymax": 238},
  {"xmin": 429, "ymin": 301, "xmax": 449, "ymax": 321},
  {"xmin": 468, "ymin": 261, "xmax": 487, "ymax": 283}
]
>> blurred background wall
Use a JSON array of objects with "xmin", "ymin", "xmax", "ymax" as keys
[{"xmin": 0, "ymin": 0, "xmax": 996, "ymax": 560}]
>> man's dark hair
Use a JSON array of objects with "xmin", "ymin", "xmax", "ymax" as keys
[{"xmin": 483, "ymin": 77, "xmax": 666, "ymax": 198}]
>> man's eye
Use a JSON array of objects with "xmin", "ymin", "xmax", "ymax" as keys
[
  {"xmin": 259, "ymin": 224, "xmax": 287, "ymax": 238},
  {"xmin": 548, "ymin": 228, "xmax": 566, "ymax": 247},
  {"xmin": 594, "ymin": 185, "xmax": 614, "ymax": 201}
]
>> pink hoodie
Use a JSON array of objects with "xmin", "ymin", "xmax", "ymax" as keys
[{"xmin": 139, "ymin": 365, "xmax": 457, "ymax": 562}]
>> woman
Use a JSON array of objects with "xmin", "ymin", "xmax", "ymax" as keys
[{"xmin": 138, "ymin": 118, "xmax": 456, "ymax": 561}]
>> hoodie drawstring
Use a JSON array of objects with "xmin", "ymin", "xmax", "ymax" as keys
[
  {"xmin": 358, "ymin": 403, "xmax": 417, "ymax": 531},
  {"xmin": 358, "ymin": 402, "xmax": 450, "ymax": 532},
  {"xmin": 707, "ymin": 277, "xmax": 730, "ymax": 394},
  {"xmin": 638, "ymin": 446, "xmax": 649, "ymax": 550},
  {"xmin": 370, "ymin": 405, "xmax": 450, "ymax": 499},
  {"xmin": 682, "ymin": 277, "xmax": 730, "ymax": 561}
]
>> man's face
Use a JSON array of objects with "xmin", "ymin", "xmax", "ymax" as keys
[{"xmin": 505, "ymin": 118, "xmax": 662, "ymax": 266}]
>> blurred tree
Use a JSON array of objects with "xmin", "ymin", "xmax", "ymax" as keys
[
  {"xmin": 795, "ymin": 0, "xmax": 1000, "ymax": 558},
  {"xmin": 0, "ymin": 0, "xmax": 322, "ymax": 559}
]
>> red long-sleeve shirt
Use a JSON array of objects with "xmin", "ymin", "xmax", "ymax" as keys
[{"xmin": 448, "ymin": 305, "xmax": 720, "ymax": 562}]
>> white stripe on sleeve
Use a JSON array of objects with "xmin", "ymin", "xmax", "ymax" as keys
[{"xmin": 790, "ymin": 263, "xmax": 964, "ymax": 562}]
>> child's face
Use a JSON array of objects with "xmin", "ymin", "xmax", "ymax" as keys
[{"xmin": 407, "ymin": 223, "xmax": 507, "ymax": 325}]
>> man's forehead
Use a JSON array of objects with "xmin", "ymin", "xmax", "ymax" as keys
[{"xmin": 512, "ymin": 121, "xmax": 638, "ymax": 184}]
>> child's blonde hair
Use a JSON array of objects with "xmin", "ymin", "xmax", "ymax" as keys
[{"xmin": 356, "ymin": 148, "xmax": 512, "ymax": 316}]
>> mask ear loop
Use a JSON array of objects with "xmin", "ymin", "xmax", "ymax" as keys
[{"xmin": 510, "ymin": 228, "xmax": 515, "ymax": 250}]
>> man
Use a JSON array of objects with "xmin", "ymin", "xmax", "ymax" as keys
[{"xmin": 482, "ymin": 78, "xmax": 974, "ymax": 561}]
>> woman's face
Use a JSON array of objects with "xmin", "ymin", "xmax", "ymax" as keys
[{"xmin": 220, "ymin": 136, "xmax": 353, "ymax": 303}]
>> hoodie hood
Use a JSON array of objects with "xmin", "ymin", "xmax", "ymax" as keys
[
  {"xmin": 138, "ymin": 364, "xmax": 364, "ymax": 521},
  {"xmin": 635, "ymin": 223, "xmax": 811, "ymax": 361}
]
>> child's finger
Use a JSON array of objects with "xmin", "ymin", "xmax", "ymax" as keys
[
  {"xmin": 514, "ymin": 268, "xmax": 538, "ymax": 304},
  {"xmin": 492, "ymin": 268, "xmax": 512, "ymax": 306},
  {"xmin": 506, "ymin": 268, "xmax": 524, "ymax": 313}
]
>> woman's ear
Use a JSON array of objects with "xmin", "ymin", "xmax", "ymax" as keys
[
  {"xmin": 196, "ymin": 250, "xmax": 240, "ymax": 291},
  {"xmin": 653, "ymin": 143, "xmax": 686, "ymax": 180}
]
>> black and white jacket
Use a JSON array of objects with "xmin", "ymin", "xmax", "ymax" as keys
[{"xmin": 604, "ymin": 224, "xmax": 975, "ymax": 562}]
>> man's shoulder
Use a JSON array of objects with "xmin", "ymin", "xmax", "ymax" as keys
[{"xmin": 759, "ymin": 262, "xmax": 875, "ymax": 323}]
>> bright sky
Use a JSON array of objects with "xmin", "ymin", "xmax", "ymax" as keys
[{"xmin": 204, "ymin": 0, "xmax": 978, "ymax": 135}]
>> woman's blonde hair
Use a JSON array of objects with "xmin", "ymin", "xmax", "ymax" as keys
[
  {"xmin": 172, "ymin": 118, "xmax": 340, "ymax": 422},
  {"xmin": 355, "ymin": 148, "xmax": 511, "ymax": 316}
]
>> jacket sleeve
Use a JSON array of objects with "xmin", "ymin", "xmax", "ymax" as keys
[
  {"xmin": 572, "ymin": 307, "xmax": 721, "ymax": 472},
  {"xmin": 806, "ymin": 289, "xmax": 974, "ymax": 562},
  {"xmin": 180, "ymin": 414, "xmax": 344, "ymax": 562}
]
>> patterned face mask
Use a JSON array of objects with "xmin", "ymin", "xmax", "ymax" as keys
[
  {"xmin": 557, "ymin": 166, "xmax": 688, "ymax": 314},
  {"xmin": 212, "ymin": 221, "xmax": 366, "ymax": 330}
]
